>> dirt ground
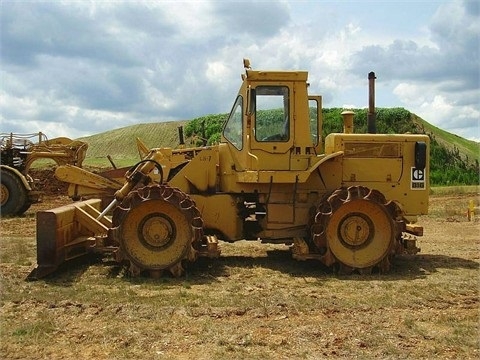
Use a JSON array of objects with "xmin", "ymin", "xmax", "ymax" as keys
[{"xmin": 0, "ymin": 178, "xmax": 479, "ymax": 359}]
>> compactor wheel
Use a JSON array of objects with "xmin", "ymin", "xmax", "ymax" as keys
[
  {"xmin": 111, "ymin": 184, "xmax": 204, "ymax": 277},
  {"xmin": 0, "ymin": 170, "xmax": 30, "ymax": 216},
  {"xmin": 312, "ymin": 186, "xmax": 404, "ymax": 273}
]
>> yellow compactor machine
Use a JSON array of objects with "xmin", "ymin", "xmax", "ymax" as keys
[{"xmin": 28, "ymin": 60, "xmax": 429, "ymax": 279}]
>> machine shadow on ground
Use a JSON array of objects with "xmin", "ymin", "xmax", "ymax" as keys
[{"xmin": 38, "ymin": 246, "xmax": 479, "ymax": 287}]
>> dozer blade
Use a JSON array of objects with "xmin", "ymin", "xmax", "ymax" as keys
[{"xmin": 27, "ymin": 199, "xmax": 112, "ymax": 280}]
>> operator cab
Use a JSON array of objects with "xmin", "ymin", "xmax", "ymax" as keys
[{"xmin": 222, "ymin": 59, "xmax": 322, "ymax": 172}]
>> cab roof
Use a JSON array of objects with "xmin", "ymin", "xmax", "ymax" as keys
[{"xmin": 245, "ymin": 69, "xmax": 308, "ymax": 82}]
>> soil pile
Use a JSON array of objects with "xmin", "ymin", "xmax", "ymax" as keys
[{"xmin": 29, "ymin": 168, "xmax": 68, "ymax": 196}]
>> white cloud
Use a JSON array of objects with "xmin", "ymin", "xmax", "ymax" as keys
[
  {"xmin": 393, "ymin": 83, "xmax": 426, "ymax": 106},
  {"xmin": 206, "ymin": 61, "xmax": 231, "ymax": 85},
  {"xmin": 394, "ymin": 82, "xmax": 480, "ymax": 141}
]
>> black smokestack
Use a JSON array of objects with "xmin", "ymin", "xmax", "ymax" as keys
[
  {"xmin": 178, "ymin": 126, "xmax": 185, "ymax": 146},
  {"xmin": 368, "ymin": 71, "xmax": 376, "ymax": 134}
]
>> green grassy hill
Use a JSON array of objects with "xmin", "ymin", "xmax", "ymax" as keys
[
  {"xmin": 412, "ymin": 114, "xmax": 479, "ymax": 166},
  {"xmin": 78, "ymin": 121, "xmax": 188, "ymax": 168},
  {"xmin": 79, "ymin": 109, "xmax": 479, "ymax": 185}
]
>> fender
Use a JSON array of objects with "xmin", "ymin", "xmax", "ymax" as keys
[
  {"xmin": 0, "ymin": 165, "xmax": 33, "ymax": 191},
  {"xmin": 298, "ymin": 150, "xmax": 344, "ymax": 182}
]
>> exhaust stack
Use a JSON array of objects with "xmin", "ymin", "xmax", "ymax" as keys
[
  {"xmin": 368, "ymin": 71, "xmax": 376, "ymax": 134},
  {"xmin": 178, "ymin": 126, "xmax": 185, "ymax": 146}
]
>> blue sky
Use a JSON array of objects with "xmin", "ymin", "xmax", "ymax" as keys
[{"xmin": 1, "ymin": 0, "xmax": 479, "ymax": 142}]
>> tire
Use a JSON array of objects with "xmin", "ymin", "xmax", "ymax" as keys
[
  {"xmin": 1, "ymin": 170, "xmax": 30, "ymax": 216},
  {"xmin": 111, "ymin": 184, "xmax": 204, "ymax": 277},
  {"xmin": 16, "ymin": 199, "xmax": 33, "ymax": 215},
  {"xmin": 312, "ymin": 186, "xmax": 403, "ymax": 273}
]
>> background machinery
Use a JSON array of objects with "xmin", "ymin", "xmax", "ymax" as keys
[
  {"xmin": 0, "ymin": 132, "xmax": 88, "ymax": 216},
  {"xmin": 28, "ymin": 60, "xmax": 429, "ymax": 279}
]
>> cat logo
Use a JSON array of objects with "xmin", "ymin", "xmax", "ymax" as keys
[{"xmin": 411, "ymin": 167, "xmax": 425, "ymax": 190}]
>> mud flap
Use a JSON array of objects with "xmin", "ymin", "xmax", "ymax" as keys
[{"xmin": 27, "ymin": 199, "xmax": 111, "ymax": 280}]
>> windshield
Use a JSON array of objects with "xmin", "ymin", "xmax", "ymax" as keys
[{"xmin": 223, "ymin": 95, "xmax": 243, "ymax": 150}]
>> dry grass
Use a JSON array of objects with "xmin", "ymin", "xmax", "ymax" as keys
[{"xmin": 0, "ymin": 193, "xmax": 479, "ymax": 359}]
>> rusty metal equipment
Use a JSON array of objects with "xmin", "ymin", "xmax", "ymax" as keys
[
  {"xmin": 28, "ymin": 60, "xmax": 429, "ymax": 279},
  {"xmin": 0, "ymin": 132, "xmax": 88, "ymax": 216}
]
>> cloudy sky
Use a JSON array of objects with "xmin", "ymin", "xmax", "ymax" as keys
[{"xmin": 1, "ymin": 0, "xmax": 479, "ymax": 142}]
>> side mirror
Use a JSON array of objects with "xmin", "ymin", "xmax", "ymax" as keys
[{"xmin": 415, "ymin": 141, "xmax": 427, "ymax": 169}]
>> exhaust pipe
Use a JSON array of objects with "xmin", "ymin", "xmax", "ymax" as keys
[
  {"xmin": 368, "ymin": 71, "xmax": 376, "ymax": 134},
  {"xmin": 178, "ymin": 126, "xmax": 185, "ymax": 146}
]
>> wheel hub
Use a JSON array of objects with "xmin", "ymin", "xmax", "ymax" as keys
[
  {"xmin": 139, "ymin": 214, "xmax": 175, "ymax": 249},
  {"xmin": 339, "ymin": 213, "xmax": 373, "ymax": 248}
]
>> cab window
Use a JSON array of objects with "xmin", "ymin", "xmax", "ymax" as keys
[
  {"xmin": 255, "ymin": 86, "xmax": 289, "ymax": 142},
  {"xmin": 223, "ymin": 96, "xmax": 243, "ymax": 150}
]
